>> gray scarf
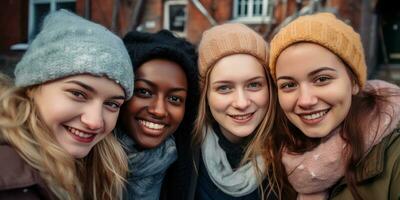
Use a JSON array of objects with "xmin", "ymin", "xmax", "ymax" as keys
[
  {"xmin": 115, "ymin": 128, "xmax": 177, "ymax": 200},
  {"xmin": 201, "ymin": 125, "xmax": 265, "ymax": 197}
]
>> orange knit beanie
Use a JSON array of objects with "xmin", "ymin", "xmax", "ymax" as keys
[
  {"xmin": 269, "ymin": 12, "xmax": 367, "ymax": 88},
  {"xmin": 198, "ymin": 23, "xmax": 269, "ymax": 89}
]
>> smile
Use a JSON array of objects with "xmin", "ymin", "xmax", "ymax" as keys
[
  {"xmin": 138, "ymin": 120, "xmax": 165, "ymax": 130},
  {"xmin": 298, "ymin": 109, "xmax": 330, "ymax": 125},
  {"xmin": 64, "ymin": 126, "xmax": 96, "ymax": 143},
  {"xmin": 301, "ymin": 110, "xmax": 329, "ymax": 120},
  {"xmin": 228, "ymin": 112, "xmax": 254, "ymax": 123}
]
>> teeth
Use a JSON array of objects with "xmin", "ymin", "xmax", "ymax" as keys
[
  {"xmin": 139, "ymin": 120, "xmax": 165, "ymax": 130},
  {"xmin": 302, "ymin": 110, "xmax": 328, "ymax": 120},
  {"xmin": 67, "ymin": 127, "xmax": 92, "ymax": 138},
  {"xmin": 231, "ymin": 113, "xmax": 252, "ymax": 120}
]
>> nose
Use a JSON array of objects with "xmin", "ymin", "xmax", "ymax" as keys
[
  {"xmin": 297, "ymin": 85, "xmax": 318, "ymax": 109},
  {"xmin": 81, "ymin": 103, "xmax": 104, "ymax": 131},
  {"xmin": 232, "ymin": 89, "xmax": 251, "ymax": 110},
  {"xmin": 148, "ymin": 96, "xmax": 167, "ymax": 118}
]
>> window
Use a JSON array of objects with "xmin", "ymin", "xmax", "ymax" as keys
[
  {"xmin": 29, "ymin": 0, "xmax": 76, "ymax": 42},
  {"xmin": 163, "ymin": 0, "xmax": 187, "ymax": 36},
  {"xmin": 233, "ymin": 0, "xmax": 273, "ymax": 24}
]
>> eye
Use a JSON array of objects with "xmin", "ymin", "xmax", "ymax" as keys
[
  {"xmin": 314, "ymin": 76, "xmax": 332, "ymax": 85},
  {"xmin": 279, "ymin": 81, "xmax": 297, "ymax": 92},
  {"xmin": 104, "ymin": 101, "xmax": 122, "ymax": 112},
  {"xmin": 68, "ymin": 90, "xmax": 87, "ymax": 100},
  {"xmin": 216, "ymin": 85, "xmax": 232, "ymax": 94},
  {"xmin": 134, "ymin": 88, "xmax": 152, "ymax": 98},
  {"xmin": 247, "ymin": 82, "xmax": 262, "ymax": 90},
  {"xmin": 167, "ymin": 95, "xmax": 184, "ymax": 105}
]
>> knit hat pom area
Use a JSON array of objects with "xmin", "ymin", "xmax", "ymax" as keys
[
  {"xmin": 14, "ymin": 9, "xmax": 134, "ymax": 99},
  {"xmin": 198, "ymin": 23, "xmax": 269, "ymax": 82},
  {"xmin": 269, "ymin": 12, "xmax": 367, "ymax": 88}
]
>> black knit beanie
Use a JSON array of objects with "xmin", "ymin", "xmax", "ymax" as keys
[{"xmin": 123, "ymin": 30, "xmax": 198, "ymax": 83}]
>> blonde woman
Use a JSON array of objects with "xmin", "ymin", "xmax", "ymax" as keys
[
  {"xmin": 186, "ymin": 23, "xmax": 277, "ymax": 199},
  {"xmin": 0, "ymin": 10, "xmax": 133, "ymax": 200}
]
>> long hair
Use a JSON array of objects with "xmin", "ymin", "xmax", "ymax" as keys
[
  {"xmin": 0, "ymin": 75, "xmax": 127, "ymax": 200},
  {"xmin": 78, "ymin": 134, "xmax": 128, "ymax": 200},
  {"xmin": 192, "ymin": 61, "xmax": 278, "ymax": 198},
  {"xmin": 265, "ymin": 71, "xmax": 396, "ymax": 200}
]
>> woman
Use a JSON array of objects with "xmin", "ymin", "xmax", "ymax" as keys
[
  {"xmin": 0, "ymin": 10, "xmax": 134, "ymax": 200},
  {"xmin": 267, "ymin": 13, "xmax": 400, "ymax": 199},
  {"xmin": 189, "ymin": 23, "xmax": 277, "ymax": 199},
  {"xmin": 116, "ymin": 30, "xmax": 199, "ymax": 200}
]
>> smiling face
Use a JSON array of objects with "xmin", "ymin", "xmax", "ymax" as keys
[
  {"xmin": 33, "ymin": 74, "xmax": 125, "ymax": 158},
  {"xmin": 275, "ymin": 42, "xmax": 359, "ymax": 138},
  {"xmin": 121, "ymin": 59, "xmax": 188, "ymax": 149},
  {"xmin": 207, "ymin": 54, "xmax": 269, "ymax": 143}
]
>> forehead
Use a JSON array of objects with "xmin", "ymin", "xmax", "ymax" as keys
[
  {"xmin": 276, "ymin": 42, "xmax": 348, "ymax": 76},
  {"xmin": 35, "ymin": 74, "xmax": 125, "ymax": 98},
  {"xmin": 209, "ymin": 54, "xmax": 265, "ymax": 82},
  {"xmin": 136, "ymin": 59, "xmax": 188, "ymax": 87}
]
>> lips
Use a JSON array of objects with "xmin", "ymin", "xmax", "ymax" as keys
[
  {"xmin": 138, "ymin": 119, "xmax": 165, "ymax": 130},
  {"xmin": 137, "ymin": 119, "xmax": 167, "ymax": 136},
  {"xmin": 298, "ymin": 109, "xmax": 329, "ymax": 124},
  {"xmin": 64, "ymin": 125, "xmax": 96, "ymax": 143},
  {"xmin": 228, "ymin": 112, "xmax": 255, "ymax": 123}
]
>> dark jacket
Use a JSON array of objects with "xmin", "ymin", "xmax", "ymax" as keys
[
  {"xmin": 329, "ymin": 127, "xmax": 400, "ymax": 200},
  {"xmin": 161, "ymin": 125, "xmax": 277, "ymax": 200},
  {"xmin": 0, "ymin": 144, "xmax": 56, "ymax": 200},
  {"xmin": 160, "ymin": 126, "xmax": 196, "ymax": 200}
]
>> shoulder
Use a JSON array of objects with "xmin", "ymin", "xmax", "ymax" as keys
[
  {"xmin": 386, "ymin": 127, "xmax": 400, "ymax": 170},
  {"xmin": 329, "ymin": 129, "xmax": 400, "ymax": 199},
  {"xmin": 0, "ymin": 144, "xmax": 40, "ymax": 190}
]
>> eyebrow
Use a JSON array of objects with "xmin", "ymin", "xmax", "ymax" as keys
[
  {"xmin": 308, "ymin": 67, "xmax": 337, "ymax": 77},
  {"xmin": 135, "ymin": 78, "xmax": 187, "ymax": 92},
  {"xmin": 66, "ymin": 80, "xmax": 125, "ymax": 100},
  {"xmin": 277, "ymin": 67, "xmax": 337, "ymax": 81},
  {"xmin": 211, "ymin": 76, "xmax": 265, "ymax": 85}
]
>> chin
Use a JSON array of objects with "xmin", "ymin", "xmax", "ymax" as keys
[
  {"xmin": 68, "ymin": 149, "xmax": 91, "ymax": 159},
  {"xmin": 137, "ymin": 139, "xmax": 162, "ymax": 149}
]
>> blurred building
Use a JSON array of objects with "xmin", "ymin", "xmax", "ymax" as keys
[{"xmin": 0, "ymin": 0, "xmax": 399, "ymax": 84}]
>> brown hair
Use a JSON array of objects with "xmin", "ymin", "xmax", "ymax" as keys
[{"xmin": 265, "ymin": 68, "xmax": 396, "ymax": 200}]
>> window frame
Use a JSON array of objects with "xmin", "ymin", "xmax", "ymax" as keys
[
  {"xmin": 163, "ymin": 0, "xmax": 188, "ymax": 37},
  {"xmin": 28, "ymin": 0, "xmax": 76, "ymax": 42},
  {"xmin": 232, "ymin": 0, "xmax": 273, "ymax": 24}
]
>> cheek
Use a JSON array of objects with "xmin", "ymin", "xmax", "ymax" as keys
[
  {"xmin": 277, "ymin": 91, "xmax": 294, "ymax": 112},
  {"xmin": 323, "ymin": 82, "xmax": 353, "ymax": 107},
  {"xmin": 35, "ymin": 95, "xmax": 70, "ymax": 127},
  {"xmin": 328, "ymin": 89, "xmax": 353, "ymax": 114},
  {"xmin": 170, "ymin": 106, "xmax": 185, "ymax": 126},
  {"xmin": 104, "ymin": 112, "xmax": 119, "ymax": 133},
  {"xmin": 253, "ymin": 89, "xmax": 269, "ymax": 107},
  {"xmin": 207, "ymin": 92, "xmax": 228, "ymax": 112},
  {"xmin": 125, "ymin": 97, "xmax": 143, "ymax": 115}
]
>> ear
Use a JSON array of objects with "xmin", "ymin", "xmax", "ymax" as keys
[
  {"xmin": 351, "ymin": 83, "xmax": 360, "ymax": 95},
  {"xmin": 26, "ymin": 86, "xmax": 41, "ymax": 100}
]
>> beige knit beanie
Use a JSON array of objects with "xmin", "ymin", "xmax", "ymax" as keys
[
  {"xmin": 269, "ymin": 12, "xmax": 367, "ymax": 88},
  {"xmin": 198, "ymin": 23, "xmax": 269, "ymax": 89}
]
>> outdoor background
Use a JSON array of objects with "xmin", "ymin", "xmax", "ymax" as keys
[{"xmin": 1, "ymin": 0, "xmax": 399, "ymax": 85}]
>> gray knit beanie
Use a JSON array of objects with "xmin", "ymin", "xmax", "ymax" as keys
[{"xmin": 14, "ymin": 9, "xmax": 134, "ymax": 99}]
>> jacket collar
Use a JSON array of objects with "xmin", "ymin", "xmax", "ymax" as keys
[
  {"xmin": 355, "ymin": 126, "xmax": 400, "ymax": 182},
  {"xmin": 333, "ymin": 126, "xmax": 400, "ymax": 192}
]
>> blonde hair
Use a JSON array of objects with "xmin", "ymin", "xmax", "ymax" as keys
[
  {"xmin": 0, "ymin": 75, "xmax": 127, "ymax": 200},
  {"xmin": 192, "ymin": 61, "xmax": 277, "ymax": 198}
]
